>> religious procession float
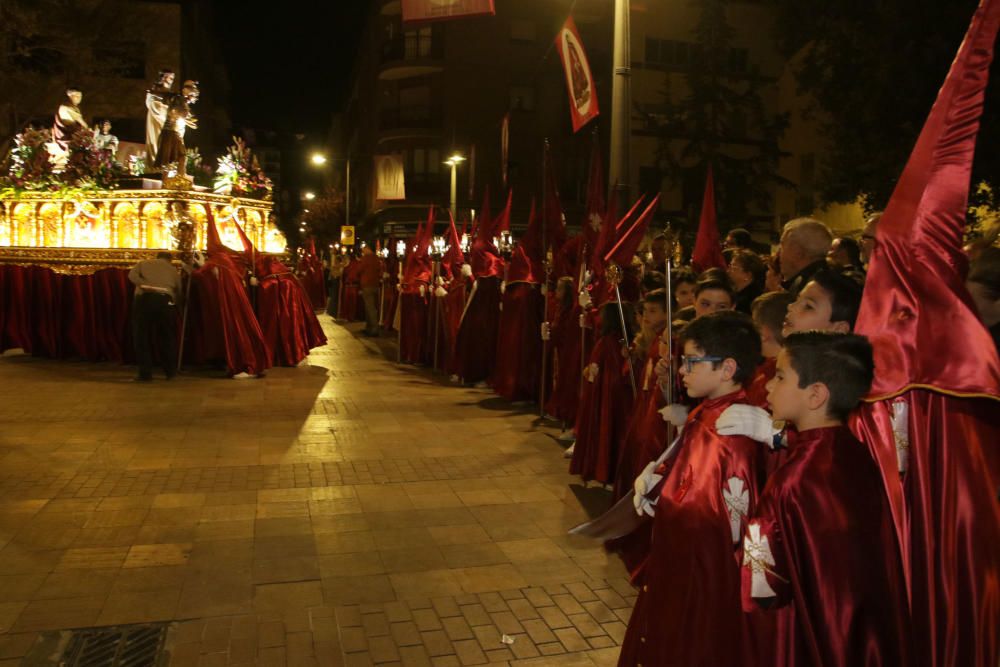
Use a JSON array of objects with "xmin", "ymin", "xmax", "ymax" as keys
[{"xmin": 0, "ymin": 75, "xmax": 329, "ymax": 374}]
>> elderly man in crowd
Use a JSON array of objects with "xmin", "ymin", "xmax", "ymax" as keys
[{"xmin": 778, "ymin": 217, "xmax": 833, "ymax": 294}]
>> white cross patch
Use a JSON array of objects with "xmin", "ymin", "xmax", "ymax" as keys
[
  {"xmin": 743, "ymin": 522, "xmax": 778, "ymax": 599},
  {"xmin": 722, "ymin": 476, "xmax": 750, "ymax": 544},
  {"xmin": 891, "ymin": 399, "xmax": 909, "ymax": 475}
]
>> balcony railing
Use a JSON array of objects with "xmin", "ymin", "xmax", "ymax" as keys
[
  {"xmin": 380, "ymin": 33, "xmax": 444, "ymax": 65},
  {"xmin": 378, "ymin": 106, "xmax": 444, "ymax": 132}
]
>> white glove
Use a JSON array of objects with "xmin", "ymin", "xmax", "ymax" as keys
[
  {"xmin": 461, "ymin": 263, "xmax": 473, "ymax": 278},
  {"xmin": 434, "ymin": 286, "xmax": 447, "ymax": 297},
  {"xmin": 578, "ymin": 289, "xmax": 593, "ymax": 309},
  {"xmin": 658, "ymin": 403, "xmax": 688, "ymax": 428},
  {"xmin": 633, "ymin": 460, "xmax": 663, "ymax": 517},
  {"xmin": 716, "ymin": 405, "xmax": 780, "ymax": 445},
  {"xmin": 578, "ymin": 312, "xmax": 591, "ymax": 329},
  {"xmin": 418, "ymin": 285, "xmax": 426, "ymax": 297},
  {"xmin": 249, "ymin": 276, "xmax": 259, "ymax": 286},
  {"xmin": 383, "ymin": 272, "xmax": 390, "ymax": 280},
  {"xmin": 540, "ymin": 284, "xmax": 547, "ymax": 296},
  {"xmin": 541, "ymin": 322, "xmax": 551, "ymax": 341},
  {"xmin": 500, "ymin": 281, "xmax": 507, "ymax": 294}
]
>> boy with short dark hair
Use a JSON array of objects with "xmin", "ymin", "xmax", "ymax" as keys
[
  {"xmin": 620, "ymin": 311, "xmax": 767, "ymax": 667},
  {"xmin": 782, "ymin": 268, "xmax": 863, "ymax": 336},
  {"xmin": 742, "ymin": 332, "xmax": 910, "ymax": 666}
]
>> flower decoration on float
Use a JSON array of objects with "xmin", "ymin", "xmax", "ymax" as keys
[{"xmin": 214, "ymin": 136, "xmax": 273, "ymax": 200}]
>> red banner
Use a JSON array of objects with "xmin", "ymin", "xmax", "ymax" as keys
[
  {"xmin": 402, "ymin": 0, "xmax": 495, "ymax": 24},
  {"xmin": 556, "ymin": 16, "xmax": 599, "ymax": 133}
]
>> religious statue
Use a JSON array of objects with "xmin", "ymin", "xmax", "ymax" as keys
[
  {"xmin": 93, "ymin": 119, "xmax": 119, "ymax": 157},
  {"xmin": 48, "ymin": 86, "xmax": 88, "ymax": 171},
  {"xmin": 145, "ymin": 69, "xmax": 175, "ymax": 163},
  {"xmin": 153, "ymin": 80, "xmax": 199, "ymax": 178}
]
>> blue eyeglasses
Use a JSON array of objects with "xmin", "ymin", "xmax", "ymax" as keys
[{"xmin": 679, "ymin": 355, "xmax": 724, "ymax": 373}]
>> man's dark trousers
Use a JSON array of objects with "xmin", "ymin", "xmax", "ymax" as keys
[{"xmin": 133, "ymin": 292, "xmax": 177, "ymax": 379}]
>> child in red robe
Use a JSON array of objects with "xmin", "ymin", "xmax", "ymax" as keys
[
  {"xmin": 742, "ymin": 332, "xmax": 910, "ymax": 666},
  {"xmin": 619, "ymin": 311, "xmax": 766, "ymax": 666}
]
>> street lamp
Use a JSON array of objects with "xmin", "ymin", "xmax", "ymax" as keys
[
  {"xmin": 311, "ymin": 153, "xmax": 327, "ymax": 166},
  {"xmin": 444, "ymin": 154, "xmax": 465, "ymax": 217},
  {"xmin": 303, "ymin": 191, "xmax": 316, "ymax": 201}
]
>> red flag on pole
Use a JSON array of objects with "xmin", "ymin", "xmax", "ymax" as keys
[
  {"xmin": 555, "ymin": 16, "xmax": 600, "ymax": 133},
  {"xmin": 402, "ymin": 0, "xmax": 494, "ymax": 24},
  {"xmin": 691, "ymin": 166, "xmax": 727, "ymax": 273},
  {"xmin": 604, "ymin": 196, "xmax": 661, "ymax": 267}
]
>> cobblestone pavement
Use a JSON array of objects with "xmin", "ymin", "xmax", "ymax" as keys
[{"xmin": 0, "ymin": 317, "xmax": 631, "ymax": 666}]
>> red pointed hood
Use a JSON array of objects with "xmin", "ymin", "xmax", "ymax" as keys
[
  {"xmin": 442, "ymin": 211, "xmax": 465, "ymax": 280},
  {"xmin": 471, "ymin": 188, "xmax": 505, "ymax": 279},
  {"xmin": 855, "ymin": 0, "xmax": 1000, "ymax": 401},
  {"xmin": 691, "ymin": 166, "xmax": 727, "ymax": 273},
  {"xmin": 205, "ymin": 208, "xmax": 242, "ymax": 273},
  {"xmin": 404, "ymin": 206, "xmax": 434, "ymax": 285},
  {"xmin": 506, "ymin": 199, "xmax": 544, "ymax": 284}
]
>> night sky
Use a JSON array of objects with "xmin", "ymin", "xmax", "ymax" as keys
[{"xmin": 213, "ymin": 2, "xmax": 369, "ymax": 137}]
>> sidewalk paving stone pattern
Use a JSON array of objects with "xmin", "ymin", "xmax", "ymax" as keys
[{"xmin": 0, "ymin": 317, "xmax": 631, "ymax": 666}]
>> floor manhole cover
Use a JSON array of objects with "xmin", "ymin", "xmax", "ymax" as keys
[{"xmin": 25, "ymin": 623, "xmax": 169, "ymax": 667}]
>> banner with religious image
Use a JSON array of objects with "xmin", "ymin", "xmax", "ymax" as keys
[
  {"xmin": 375, "ymin": 155, "xmax": 406, "ymax": 201},
  {"xmin": 402, "ymin": 0, "xmax": 495, "ymax": 24},
  {"xmin": 555, "ymin": 16, "xmax": 599, "ymax": 133}
]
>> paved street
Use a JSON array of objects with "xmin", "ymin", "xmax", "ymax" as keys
[{"xmin": 0, "ymin": 316, "xmax": 631, "ymax": 667}]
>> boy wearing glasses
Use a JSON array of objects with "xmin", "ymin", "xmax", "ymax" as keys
[
  {"xmin": 741, "ymin": 332, "xmax": 909, "ymax": 666},
  {"xmin": 620, "ymin": 311, "xmax": 768, "ymax": 667}
]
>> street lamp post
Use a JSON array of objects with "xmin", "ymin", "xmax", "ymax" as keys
[
  {"xmin": 444, "ymin": 154, "xmax": 465, "ymax": 217},
  {"xmin": 609, "ymin": 0, "xmax": 631, "ymax": 204}
]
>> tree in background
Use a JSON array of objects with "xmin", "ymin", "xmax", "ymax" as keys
[
  {"xmin": 773, "ymin": 0, "xmax": 999, "ymax": 212},
  {"xmin": 642, "ymin": 0, "xmax": 790, "ymax": 232},
  {"xmin": 300, "ymin": 186, "xmax": 345, "ymax": 250}
]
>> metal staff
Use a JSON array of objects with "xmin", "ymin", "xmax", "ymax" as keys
[
  {"xmin": 607, "ymin": 263, "xmax": 637, "ymax": 396},
  {"xmin": 432, "ymin": 259, "xmax": 441, "ymax": 371},
  {"xmin": 539, "ymin": 138, "xmax": 555, "ymax": 416}
]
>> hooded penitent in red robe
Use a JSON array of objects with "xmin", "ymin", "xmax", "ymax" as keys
[
  {"xmin": 399, "ymin": 209, "xmax": 434, "ymax": 365},
  {"xmin": 492, "ymin": 200, "xmax": 545, "ymax": 401},
  {"xmin": 848, "ymin": 3, "xmax": 1000, "ymax": 666},
  {"xmin": 543, "ymin": 299, "xmax": 583, "ymax": 424},
  {"xmin": 188, "ymin": 212, "xmax": 271, "ymax": 377},
  {"xmin": 455, "ymin": 190, "xmax": 507, "ymax": 383},
  {"xmin": 741, "ymin": 426, "xmax": 911, "ymax": 667},
  {"xmin": 618, "ymin": 389, "xmax": 765, "ymax": 667},
  {"xmin": 569, "ymin": 331, "xmax": 633, "ymax": 484},
  {"xmin": 254, "ymin": 253, "xmax": 327, "ymax": 366},
  {"xmin": 302, "ymin": 239, "xmax": 327, "ymax": 310}
]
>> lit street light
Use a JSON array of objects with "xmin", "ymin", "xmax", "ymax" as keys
[
  {"xmin": 303, "ymin": 191, "xmax": 316, "ymax": 201},
  {"xmin": 311, "ymin": 153, "xmax": 327, "ymax": 166},
  {"xmin": 444, "ymin": 154, "xmax": 465, "ymax": 217}
]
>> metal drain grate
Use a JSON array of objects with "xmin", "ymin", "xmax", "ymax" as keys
[{"xmin": 60, "ymin": 624, "xmax": 167, "ymax": 667}]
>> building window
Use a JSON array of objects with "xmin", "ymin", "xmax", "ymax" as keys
[
  {"xmin": 510, "ymin": 86, "xmax": 535, "ymax": 112},
  {"xmin": 405, "ymin": 27, "xmax": 434, "ymax": 59},
  {"xmin": 510, "ymin": 19, "xmax": 536, "ymax": 43}
]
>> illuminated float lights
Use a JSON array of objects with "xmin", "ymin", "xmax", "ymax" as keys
[{"xmin": 0, "ymin": 189, "xmax": 286, "ymax": 272}]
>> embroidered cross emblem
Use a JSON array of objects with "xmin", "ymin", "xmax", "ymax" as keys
[
  {"xmin": 890, "ymin": 398, "xmax": 909, "ymax": 475},
  {"xmin": 743, "ymin": 522, "xmax": 778, "ymax": 599},
  {"xmin": 723, "ymin": 476, "xmax": 750, "ymax": 544}
]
